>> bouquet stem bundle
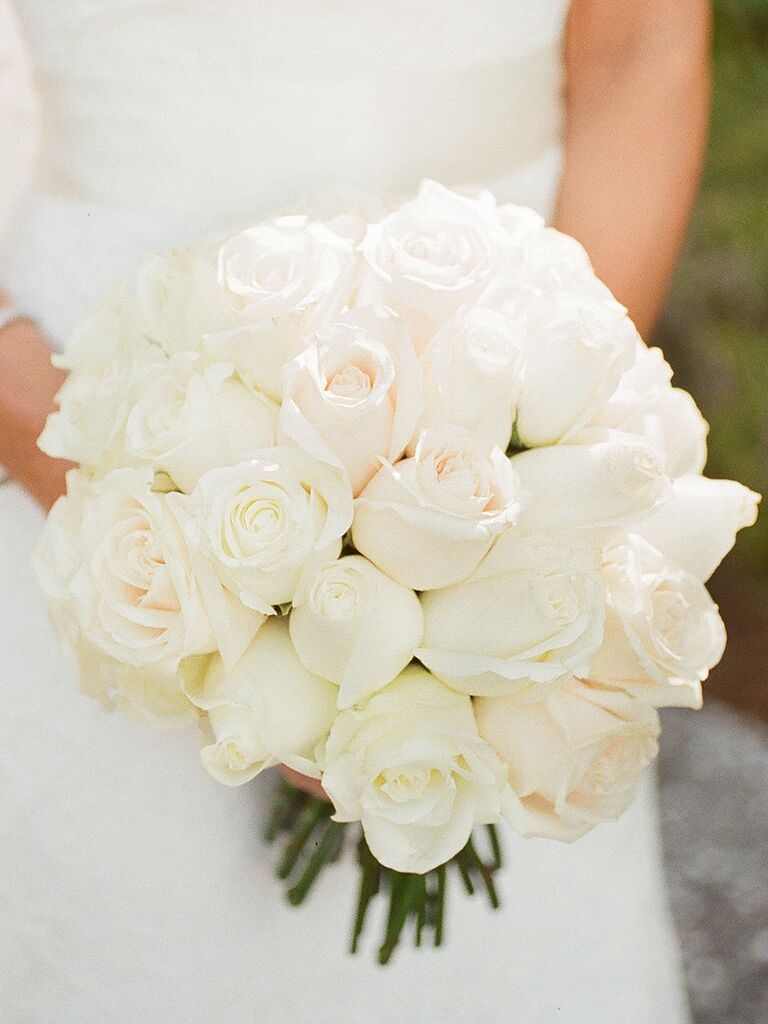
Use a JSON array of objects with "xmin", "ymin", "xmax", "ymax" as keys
[{"xmin": 265, "ymin": 779, "xmax": 503, "ymax": 964}]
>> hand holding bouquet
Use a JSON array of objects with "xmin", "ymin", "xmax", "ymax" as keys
[{"xmin": 36, "ymin": 182, "xmax": 759, "ymax": 960}]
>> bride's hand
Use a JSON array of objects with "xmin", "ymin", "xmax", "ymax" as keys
[
  {"xmin": 280, "ymin": 765, "xmax": 328, "ymax": 801},
  {"xmin": 0, "ymin": 308, "xmax": 72, "ymax": 511}
]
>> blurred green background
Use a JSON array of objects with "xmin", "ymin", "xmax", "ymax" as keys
[
  {"xmin": 657, "ymin": 0, "xmax": 768, "ymax": 716},
  {"xmin": 659, "ymin": 0, "xmax": 767, "ymax": 571}
]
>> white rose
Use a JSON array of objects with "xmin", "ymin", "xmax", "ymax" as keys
[
  {"xmin": 205, "ymin": 216, "xmax": 356, "ymax": 400},
  {"xmin": 125, "ymin": 353, "xmax": 277, "ymax": 492},
  {"xmin": 52, "ymin": 285, "xmax": 143, "ymax": 371},
  {"xmin": 190, "ymin": 617, "xmax": 338, "ymax": 786},
  {"xmin": 583, "ymin": 345, "xmax": 709, "ymax": 476},
  {"xmin": 38, "ymin": 356, "xmax": 161, "ymax": 471},
  {"xmin": 415, "ymin": 304, "xmax": 522, "ymax": 452},
  {"xmin": 74, "ymin": 642, "xmax": 203, "ymax": 728},
  {"xmin": 321, "ymin": 665, "xmax": 506, "ymax": 873},
  {"xmin": 588, "ymin": 535, "xmax": 725, "ymax": 709},
  {"xmin": 189, "ymin": 447, "xmax": 353, "ymax": 615},
  {"xmin": 511, "ymin": 292, "xmax": 638, "ymax": 447},
  {"xmin": 360, "ymin": 180, "xmax": 510, "ymax": 333},
  {"xmin": 475, "ymin": 678, "xmax": 660, "ymax": 841},
  {"xmin": 635, "ymin": 473, "xmax": 760, "ymax": 581},
  {"xmin": 279, "ymin": 306, "xmax": 423, "ymax": 495},
  {"xmin": 289, "ymin": 555, "xmax": 424, "ymax": 708},
  {"xmin": 517, "ymin": 225, "xmax": 616, "ymax": 301},
  {"xmin": 352, "ymin": 426, "xmax": 522, "ymax": 590},
  {"xmin": 217, "ymin": 216, "xmax": 353, "ymax": 321},
  {"xmin": 512, "ymin": 430, "xmax": 670, "ymax": 534},
  {"xmin": 417, "ymin": 531, "xmax": 605, "ymax": 696},
  {"xmin": 35, "ymin": 468, "xmax": 94, "ymax": 614},
  {"xmin": 65, "ymin": 468, "xmax": 222, "ymax": 674},
  {"xmin": 135, "ymin": 246, "xmax": 233, "ymax": 354}
]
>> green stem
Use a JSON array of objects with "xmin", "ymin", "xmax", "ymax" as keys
[
  {"xmin": 264, "ymin": 780, "xmax": 300, "ymax": 843},
  {"xmin": 434, "ymin": 863, "xmax": 447, "ymax": 947},
  {"xmin": 486, "ymin": 823, "xmax": 503, "ymax": 870},
  {"xmin": 287, "ymin": 819, "xmax": 347, "ymax": 906},
  {"xmin": 276, "ymin": 797, "xmax": 329, "ymax": 880},
  {"xmin": 351, "ymin": 840, "xmax": 381, "ymax": 955},
  {"xmin": 265, "ymin": 779, "xmax": 505, "ymax": 963}
]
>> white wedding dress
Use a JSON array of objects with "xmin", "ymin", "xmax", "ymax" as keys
[{"xmin": 0, "ymin": 3, "xmax": 691, "ymax": 1021}]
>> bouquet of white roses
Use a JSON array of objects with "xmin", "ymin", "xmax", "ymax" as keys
[{"xmin": 36, "ymin": 181, "xmax": 759, "ymax": 962}]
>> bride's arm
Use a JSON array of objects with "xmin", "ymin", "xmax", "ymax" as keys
[
  {"xmin": 554, "ymin": 0, "xmax": 711, "ymax": 337},
  {"xmin": 0, "ymin": 297, "xmax": 71, "ymax": 510}
]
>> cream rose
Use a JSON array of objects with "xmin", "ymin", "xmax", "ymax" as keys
[
  {"xmin": 190, "ymin": 617, "xmax": 338, "ymax": 786},
  {"xmin": 52, "ymin": 285, "xmax": 143, "ymax": 371},
  {"xmin": 289, "ymin": 555, "xmax": 424, "ymax": 708},
  {"xmin": 75, "ymin": 642, "xmax": 203, "ymax": 728},
  {"xmin": 38, "ymin": 356, "xmax": 161, "ymax": 472},
  {"xmin": 415, "ymin": 304, "xmax": 522, "ymax": 452},
  {"xmin": 635, "ymin": 473, "xmax": 760, "ymax": 581},
  {"xmin": 417, "ymin": 531, "xmax": 605, "ymax": 696},
  {"xmin": 512, "ymin": 430, "xmax": 669, "ymax": 534},
  {"xmin": 352, "ymin": 426, "xmax": 522, "ymax": 590},
  {"xmin": 360, "ymin": 180, "xmax": 510, "ymax": 330},
  {"xmin": 189, "ymin": 447, "xmax": 353, "ymax": 615},
  {"xmin": 279, "ymin": 306, "xmax": 423, "ymax": 495},
  {"xmin": 321, "ymin": 665, "xmax": 506, "ymax": 873},
  {"xmin": 206, "ymin": 216, "xmax": 355, "ymax": 399},
  {"xmin": 65, "ymin": 468, "xmax": 221, "ymax": 674},
  {"xmin": 125, "ymin": 353, "xmax": 277, "ymax": 492},
  {"xmin": 217, "ymin": 216, "xmax": 352, "ymax": 321},
  {"xmin": 588, "ymin": 535, "xmax": 726, "ymax": 708},
  {"xmin": 516, "ymin": 225, "xmax": 616, "ymax": 302},
  {"xmin": 583, "ymin": 345, "xmax": 709, "ymax": 477},
  {"xmin": 475, "ymin": 678, "xmax": 660, "ymax": 841},
  {"xmin": 510, "ymin": 292, "xmax": 638, "ymax": 447},
  {"xmin": 135, "ymin": 246, "xmax": 233, "ymax": 354}
]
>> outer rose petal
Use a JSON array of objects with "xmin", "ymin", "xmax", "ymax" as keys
[
  {"xmin": 512, "ymin": 430, "xmax": 669, "ymax": 534},
  {"xmin": 289, "ymin": 555, "xmax": 424, "ymax": 708},
  {"xmin": 635, "ymin": 474, "xmax": 760, "ymax": 581},
  {"xmin": 193, "ymin": 617, "xmax": 338, "ymax": 785}
]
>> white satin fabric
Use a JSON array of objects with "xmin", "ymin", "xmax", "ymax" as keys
[{"xmin": 0, "ymin": 3, "xmax": 690, "ymax": 1021}]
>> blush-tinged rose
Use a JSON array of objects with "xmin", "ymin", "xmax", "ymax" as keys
[
  {"xmin": 635, "ymin": 474, "xmax": 760, "ymax": 582},
  {"xmin": 512, "ymin": 430, "xmax": 670, "ymax": 534},
  {"xmin": 289, "ymin": 555, "xmax": 424, "ymax": 708},
  {"xmin": 62, "ymin": 468, "xmax": 221, "ymax": 674},
  {"xmin": 417, "ymin": 531, "xmax": 605, "ymax": 697},
  {"xmin": 588, "ymin": 535, "xmax": 725, "ymax": 709},
  {"xmin": 279, "ymin": 306, "xmax": 423, "ymax": 495},
  {"xmin": 475, "ymin": 678, "xmax": 660, "ymax": 841},
  {"xmin": 190, "ymin": 618, "xmax": 337, "ymax": 786},
  {"xmin": 189, "ymin": 447, "xmax": 353, "ymax": 616},
  {"xmin": 352, "ymin": 427, "xmax": 522, "ymax": 590},
  {"xmin": 321, "ymin": 665, "xmax": 506, "ymax": 873},
  {"xmin": 126, "ymin": 353, "xmax": 277, "ymax": 492}
]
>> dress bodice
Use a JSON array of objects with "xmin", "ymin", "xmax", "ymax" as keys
[{"xmin": 7, "ymin": 0, "xmax": 568, "ymax": 223}]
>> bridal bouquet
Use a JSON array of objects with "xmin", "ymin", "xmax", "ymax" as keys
[{"xmin": 36, "ymin": 181, "xmax": 759, "ymax": 961}]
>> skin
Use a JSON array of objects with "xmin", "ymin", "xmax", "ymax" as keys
[{"xmin": 0, "ymin": 0, "xmax": 712, "ymax": 794}]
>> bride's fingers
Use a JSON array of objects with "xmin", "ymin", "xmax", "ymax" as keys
[{"xmin": 279, "ymin": 764, "xmax": 328, "ymax": 801}]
